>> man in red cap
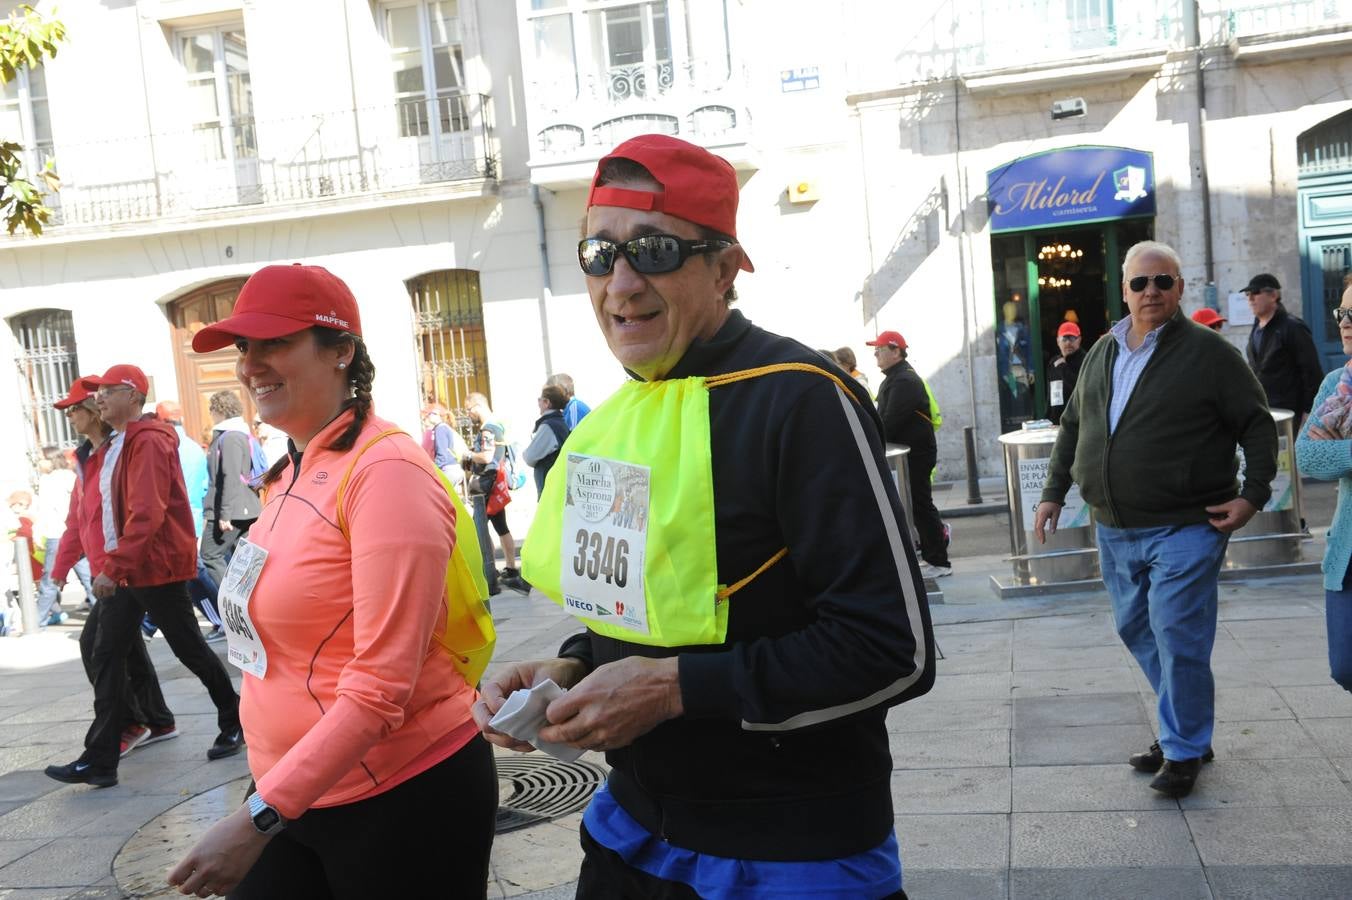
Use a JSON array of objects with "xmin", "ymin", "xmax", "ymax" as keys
[
  {"xmin": 48, "ymin": 376, "xmax": 180, "ymax": 761},
  {"xmin": 476, "ymin": 134, "xmax": 933, "ymax": 899},
  {"xmin": 1190, "ymin": 308, "xmax": 1226, "ymax": 331},
  {"xmin": 45, "ymin": 364, "xmax": 242, "ymax": 788},
  {"xmin": 1047, "ymin": 320, "xmax": 1087, "ymax": 425},
  {"xmin": 869, "ymin": 329, "xmax": 951, "ymax": 579}
]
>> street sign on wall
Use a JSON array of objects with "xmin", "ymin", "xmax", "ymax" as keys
[{"xmin": 987, "ymin": 146, "xmax": 1156, "ymax": 234}]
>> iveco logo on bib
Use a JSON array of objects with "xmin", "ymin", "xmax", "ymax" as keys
[{"xmin": 565, "ymin": 596, "xmax": 596, "ymax": 616}]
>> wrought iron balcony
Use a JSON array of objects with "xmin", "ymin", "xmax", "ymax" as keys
[
  {"xmin": 1207, "ymin": 0, "xmax": 1352, "ymax": 40},
  {"xmin": 35, "ymin": 94, "xmax": 495, "ymax": 231},
  {"xmin": 526, "ymin": 56, "xmax": 749, "ymax": 164}
]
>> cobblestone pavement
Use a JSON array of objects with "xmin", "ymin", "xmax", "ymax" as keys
[{"xmin": 2, "ymin": 524, "xmax": 1349, "ymax": 898}]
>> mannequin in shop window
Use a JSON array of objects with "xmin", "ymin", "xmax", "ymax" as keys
[{"xmin": 996, "ymin": 300, "xmax": 1033, "ymax": 425}]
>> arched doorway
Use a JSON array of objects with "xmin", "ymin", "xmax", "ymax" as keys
[
  {"xmin": 408, "ymin": 269, "xmax": 492, "ymax": 435},
  {"xmin": 167, "ymin": 279, "xmax": 252, "ymax": 445},
  {"xmin": 1298, "ymin": 108, "xmax": 1352, "ymax": 371}
]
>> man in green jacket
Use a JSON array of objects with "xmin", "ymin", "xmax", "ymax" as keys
[{"xmin": 1033, "ymin": 240, "xmax": 1277, "ymax": 799}]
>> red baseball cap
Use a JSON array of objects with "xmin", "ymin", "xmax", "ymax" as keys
[
  {"xmin": 53, "ymin": 375, "xmax": 96, "ymax": 410},
  {"xmin": 866, "ymin": 330, "xmax": 908, "ymax": 351},
  {"xmin": 1191, "ymin": 308, "xmax": 1226, "ymax": 328},
  {"xmin": 587, "ymin": 134, "xmax": 754, "ymax": 273},
  {"xmin": 1056, "ymin": 322, "xmax": 1081, "ymax": 338},
  {"xmin": 191, "ymin": 264, "xmax": 362, "ymax": 353},
  {"xmin": 81, "ymin": 364, "xmax": 149, "ymax": 395}
]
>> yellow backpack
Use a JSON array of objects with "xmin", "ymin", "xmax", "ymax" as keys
[{"xmin": 335, "ymin": 429, "xmax": 496, "ymax": 686}]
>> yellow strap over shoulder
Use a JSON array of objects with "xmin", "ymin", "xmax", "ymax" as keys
[{"xmin": 337, "ymin": 429, "xmax": 495, "ymax": 686}]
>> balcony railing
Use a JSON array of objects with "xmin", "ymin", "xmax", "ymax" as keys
[
  {"xmin": 527, "ymin": 56, "xmax": 748, "ymax": 162},
  {"xmin": 862, "ymin": 0, "xmax": 1182, "ymax": 88},
  {"xmin": 36, "ymin": 95, "xmax": 495, "ymax": 230},
  {"xmin": 1200, "ymin": 0, "xmax": 1352, "ymax": 41}
]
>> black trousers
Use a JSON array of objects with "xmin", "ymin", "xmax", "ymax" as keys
[
  {"xmin": 199, "ymin": 519, "xmax": 255, "ymax": 590},
  {"xmin": 84, "ymin": 582, "xmax": 240, "ymax": 770},
  {"xmin": 576, "ymin": 823, "xmax": 909, "ymax": 900},
  {"xmin": 230, "ymin": 735, "xmax": 498, "ymax": 900},
  {"xmin": 79, "ymin": 599, "xmax": 174, "ymax": 731},
  {"xmin": 908, "ymin": 450, "xmax": 949, "ymax": 568}
]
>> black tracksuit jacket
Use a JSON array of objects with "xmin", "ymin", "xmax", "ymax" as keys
[{"xmin": 559, "ymin": 310, "xmax": 936, "ymax": 861}]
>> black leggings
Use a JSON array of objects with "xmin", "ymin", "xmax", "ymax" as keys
[{"xmin": 230, "ymin": 735, "xmax": 497, "ymax": 900}]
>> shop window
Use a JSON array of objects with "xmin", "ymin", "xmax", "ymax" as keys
[
  {"xmin": 11, "ymin": 309, "xmax": 81, "ymax": 468},
  {"xmin": 409, "ymin": 269, "xmax": 491, "ymax": 434}
]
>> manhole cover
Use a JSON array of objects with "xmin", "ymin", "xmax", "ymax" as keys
[{"xmin": 495, "ymin": 755, "xmax": 607, "ymax": 834}]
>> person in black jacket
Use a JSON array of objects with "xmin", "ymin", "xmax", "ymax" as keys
[
  {"xmin": 869, "ymin": 329, "xmax": 951, "ymax": 578},
  {"xmin": 200, "ymin": 390, "xmax": 261, "ymax": 588},
  {"xmin": 522, "ymin": 383, "xmax": 570, "ymax": 496},
  {"xmin": 473, "ymin": 134, "xmax": 934, "ymax": 900},
  {"xmin": 1243, "ymin": 273, "xmax": 1324, "ymax": 416},
  {"xmin": 1047, "ymin": 321, "xmax": 1086, "ymax": 425}
]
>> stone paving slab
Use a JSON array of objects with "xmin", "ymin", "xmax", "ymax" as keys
[
  {"xmin": 893, "ymin": 814, "xmax": 1010, "ymax": 870},
  {"xmin": 1185, "ymin": 805, "xmax": 1352, "ymax": 866},
  {"xmin": 1007, "ymin": 866, "xmax": 1212, "ymax": 900},
  {"xmin": 1009, "ymin": 810, "xmax": 1200, "ymax": 868},
  {"xmin": 1012, "ymin": 723, "xmax": 1154, "ymax": 767},
  {"xmin": 1210, "ymin": 719, "xmax": 1326, "ymax": 759},
  {"xmin": 1213, "ymin": 686, "xmax": 1295, "ymax": 721},
  {"xmin": 1012, "ymin": 692, "xmax": 1145, "ymax": 729},
  {"xmin": 1177, "ymin": 758, "xmax": 1352, "ymax": 809},
  {"xmin": 888, "ymin": 698, "xmax": 1011, "ymax": 733},
  {"xmin": 1010, "ymin": 666, "xmax": 1140, "ymax": 697},
  {"xmin": 1277, "ymin": 683, "xmax": 1352, "ymax": 719},
  {"xmin": 1206, "ymin": 864, "xmax": 1352, "ymax": 900},
  {"xmin": 890, "ymin": 728, "xmax": 1010, "ymax": 769},
  {"xmin": 890, "ymin": 767, "xmax": 1011, "ymax": 815},
  {"xmin": 1011, "ymin": 764, "xmax": 1177, "ymax": 813},
  {"xmin": 902, "ymin": 868, "xmax": 1008, "ymax": 900}
]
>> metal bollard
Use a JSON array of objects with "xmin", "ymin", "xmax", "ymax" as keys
[
  {"xmin": 963, "ymin": 426, "xmax": 983, "ymax": 506},
  {"xmin": 15, "ymin": 537, "xmax": 39, "ymax": 636}
]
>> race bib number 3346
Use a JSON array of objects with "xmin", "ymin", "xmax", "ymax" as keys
[{"xmin": 560, "ymin": 454, "xmax": 650, "ymax": 635}]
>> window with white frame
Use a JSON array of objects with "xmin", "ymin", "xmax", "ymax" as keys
[
  {"xmin": 381, "ymin": 1, "xmax": 469, "ymax": 139},
  {"xmin": 523, "ymin": 1, "xmax": 730, "ymax": 103},
  {"xmin": 176, "ymin": 26, "xmax": 255, "ymax": 163},
  {"xmin": 0, "ymin": 64, "xmax": 54, "ymax": 167}
]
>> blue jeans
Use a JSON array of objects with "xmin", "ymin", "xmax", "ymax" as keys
[
  {"xmin": 37, "ymin": 537, "xmax": 93, "ymax": 621},
  {"xmin": 1327, "ymin": 564, "xmax": 1352, "ymax": 693},
  {"xmin": 1097, "ymin": 521, "xmax": 1228, "ymax": 761}
]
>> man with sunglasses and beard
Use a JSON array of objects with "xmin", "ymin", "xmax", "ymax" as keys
[
  {"xmin": 474, "ymin": 134, "xmax": 934, "ymax": 899},
  {"xmin": 1034, "ymin": 240, "xmax": 1277, "ymax": 800}
]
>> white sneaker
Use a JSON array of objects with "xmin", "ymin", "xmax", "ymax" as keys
[{"xmin": 920, "ymin": 563, "xmax": 953, "ymax": 579}]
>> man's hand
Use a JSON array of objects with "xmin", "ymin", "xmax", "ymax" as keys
[
  {"xmin": 1033, "ymin": 501, "xmax": 1062, "ymax": 544},
  {"xmin": 537, "ymin": 656, "xmax": 683, "ymax": 753},
  {"xmin": 93, "ymin": 572, "xmax": 118, "ymax": 601},
  {"xmin": 167, "ymin": 805, "xmax": 269, "ymax": 897},
  {"xmin": 1206, "ymin": 497, "xmax": 1259, "ymax": 533},
  {"xmin": 218, "ymin": 520, "xmax": 234, "ymax": 533},
  {"xmin": 473, "ymin": 657, "xmax": 589, "ymax": 752}
]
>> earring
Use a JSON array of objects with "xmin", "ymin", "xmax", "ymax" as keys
[{"xmin": 337, "ymin": 362, "xmax": 347, "ymax": 370}]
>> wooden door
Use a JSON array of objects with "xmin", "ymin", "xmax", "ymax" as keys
[{"xmin": 168, "ymin": 279, "xmax": 252, "ymax": 445}]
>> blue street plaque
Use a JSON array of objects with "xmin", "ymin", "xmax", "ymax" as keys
[{"xmin": 986, "ymin": 146, "xmax": 1155, "ymax": 233}]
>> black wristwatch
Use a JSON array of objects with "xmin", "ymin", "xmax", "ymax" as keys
[{"xmin": 247, "ymin": 791, "xmax": 286, "ymax": 836}]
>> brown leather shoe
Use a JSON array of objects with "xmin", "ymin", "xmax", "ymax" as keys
[{"xmin": 1149, "ymin": 758, "xmax": 1202, "ymax": 797}]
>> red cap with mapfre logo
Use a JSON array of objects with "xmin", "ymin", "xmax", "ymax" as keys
[
  {"xmin": 81, "ymin": 364, "xmax": 149, "ymax": 396},
  {"xmin": 587, "ymin": 134, "xmax": 754, "ymax": 273},
  {"xmin": 865, "ymin": 330, "xmax": 908, "ymax": 351},
  {"xmin": 53, "ymin": 375, "xmax": 97, "ymax": 409},
  {"xmin": 190, "ymin": 264, "xmax": 362, "ymax": 353}
]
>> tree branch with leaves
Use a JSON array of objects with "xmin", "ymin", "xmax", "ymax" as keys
[{"xmin": 1, "ymin": 4, "xmax": 66, "ymax": 235}]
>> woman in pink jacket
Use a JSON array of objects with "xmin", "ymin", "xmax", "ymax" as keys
[{"xmin": 169, "ymin": 264, "xmax": 495, "ymax": 899}]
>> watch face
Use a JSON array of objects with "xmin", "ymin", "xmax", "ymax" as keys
[{"xmin": 254, "ymin": 808, "xmax": 281, "ymax": 832}]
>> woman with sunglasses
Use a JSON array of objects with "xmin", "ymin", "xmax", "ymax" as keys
[
  {"xmin": 1296, "ymin": 282, "xmax": 1352, "ymax": 696},
  {"xmin": 168, "ymin": 265, "xmax": 495, "ymax": 899}
]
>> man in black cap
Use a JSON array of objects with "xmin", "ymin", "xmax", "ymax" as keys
[{"xmin": 1244, "ymin": 273, "xmax": 1324, "ymax": 418}]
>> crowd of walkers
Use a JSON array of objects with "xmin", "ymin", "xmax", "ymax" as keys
[{"xmin": 16, "ymin": 134, "xmax": 1352, "ymax": 900}]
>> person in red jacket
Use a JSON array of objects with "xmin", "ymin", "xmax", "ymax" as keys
[
  {"xmin": 49, "ymin": 377, "xmax": 180, "ymax": 756},
  {"xmin": 45, "ymin": 364, "xmax": 243, "ymax": 789}
]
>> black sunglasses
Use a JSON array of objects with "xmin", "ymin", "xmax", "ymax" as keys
[
  {"xmin": 578, "ymin": 234, "xmax": 732, "ymax": 276},
  {"xmin": 1127, "ymin": 274, "xmax": 1176, "ymax": 292},
  {"xmin": 1333, "ymin": 308, "xmax": 1352, "ymax": 325}
]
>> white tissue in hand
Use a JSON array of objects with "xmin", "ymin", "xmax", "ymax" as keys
[{"xmin": 488, "ymin": 678, "xmax": 584, "ymax": 762}]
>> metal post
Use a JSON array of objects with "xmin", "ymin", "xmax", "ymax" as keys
[
  {"xmin": 964, "ymin": 425, "xmax": 984, "ymax": 505},
  {"xmin": 15, "ymin": 537, "xmax": 39, "ymax": 635}
]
